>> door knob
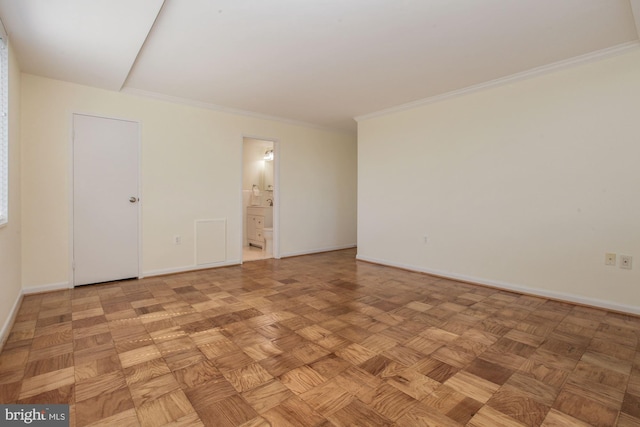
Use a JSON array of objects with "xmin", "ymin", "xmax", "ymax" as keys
[{"xmin": 129, "ymin": 197, "xmax": 138, "ymax": 203}]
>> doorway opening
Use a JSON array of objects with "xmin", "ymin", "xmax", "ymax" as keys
[{"xmin": 242, "ymin": 137, "xmax": 276, "ymax": 262}]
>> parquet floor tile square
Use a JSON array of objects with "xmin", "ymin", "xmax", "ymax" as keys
[
  {"xmin": 172, "ymin": 359, "xmax": 220, "ymax": 389},
  {"xmin": 279, "ymin": 365, "xmax": 327, "ymax": 395},
  {"xmin": 486, "ymin": 386, "xmax": 550, "ymax": 426},
  {"xmin": 565, "ymin": 378, "xmax": 625, "ymax": 411},
  {"xmin": 184, "ymin": 376, "xmax": 238, "ymax": 406},
  {"xmin": 445, "ymin": 370, "xmax": 501, "ymax": 404},
  {"xmin": 553, "ymin": 387, "xmax": 620, "ymax": 427},
  {"xmin": 18, "ymin": 383, "xmax": 75, "ymax": 406},
  {"xmin": 75, "ymin": 386, "xmax": 135, "ymax": 427},
  {"xmin": 299, "ymin": 378, "xmax": 353, "ymax": 416},
  {"xmin": 327, "ymin": 399, "xmax": 392, "ymax": 427},
  {"xmin": 74, "ymin": 353, "xmax": 120, "ymax": 381},
  {"xmin": 241, "ymin": 379, "xmax": 293, "ymax": 413},
  {"xmin": 421, "ymin": 384, "xmax": 482, "ymax": 424},
  {"xmin": 502, "ymin": 372, "xmax": 559, "ymax": 407},
  {"xmin": 258, "ymin": 353, "xmax": 305, "ymax": 378},
  {"xmin": 361, "ymin": 383, "xmax": 418, "ymax": 421},
  {"xmin": 18, "ymin": 366, "xmax": 75, "ymax": 400},
  {"xmin": 468, "ymin": 405, "xmax": 529, "ymax": 427},
  {"xmin": 396, "ymin": 401, "xmax": 464, "ymax": 427},
  {"xmin": 1, "ymin": 248, "xmax": 639, "ymax": 426},
  {"xmin": 135, "ymin": 389, "xmax": 195, "ymax": 427},
  {"xmin": 81, "ymin": 408, "xmax": 140, "ymax": 427},
  {"xmin": 75, "ymin": 369, "xmax": 127, "ymax": 402},
  {"xmin": 224, "ymin": 363, "xmax": 274, "ymax": 393},
  {"xmin": 260, "ymin": 395, "xmax": 324, "ymax": 427},
  {"xmin": 23, "ymin": 351, "xmax": 73, "ymax": 378},
  {"xmin": 129, "ymin": 372, "xmax": 182, "ymax": 407},
  {"xmin": 540, "ymin": 409, "xmax": 591, "ymax": 426},
  {"xmin": 388, "ymin": 368, "xmax": 440, "ymax": 400}
]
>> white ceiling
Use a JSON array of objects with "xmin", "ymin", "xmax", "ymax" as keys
[{"xmin": 1, "ymin": 0, "xmax": 639, "ymax": 132}]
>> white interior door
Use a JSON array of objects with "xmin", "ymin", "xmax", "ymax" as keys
[{"xmin": 73, "ymin": 114, "xmax": 139, "ymax": 286}]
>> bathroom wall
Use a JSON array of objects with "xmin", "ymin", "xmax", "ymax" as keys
[
  {"xmin": 242, "ymin": 138, "xmax": 274, "ymax": 247},
  {"xmin": 243, "ymin": 138, "xmax": 271, "ymax": 194},
  {"xmin": 20, "ymin": 74, "xmax": 357, "ymax": 288}
]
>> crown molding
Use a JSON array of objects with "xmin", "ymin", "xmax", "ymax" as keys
[
  {"xmin": 120, "ymin": 87, "xmax": 355, "ymax": 135},
  {"xmin": 355, "ymin": 41, "xmax": 640, "ymax": 123}
]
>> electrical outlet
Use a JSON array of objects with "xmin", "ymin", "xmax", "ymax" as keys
[
  {"xmin": 620, "ymin": 255, "xmax": 632, "ymax": 270},
  {"xmin": 605, "ymin": 253, "xmax": 616, "ymax": 266},
  {"xmin": 174, "ymin": 235, "xmax": 182, "ymax": 245}
]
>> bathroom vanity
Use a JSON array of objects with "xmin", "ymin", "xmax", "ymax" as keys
[{"xmin": 247, "ymin": 206, "xmax": 273, "ymax": 248}]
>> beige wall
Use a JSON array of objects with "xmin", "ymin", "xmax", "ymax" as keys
[
  {"xmin": 357, "ymin": 49, "xmax": 640, "ymax": 313},
  {"xmin": 282, "ymin": 134, "xmax": 357, "ymax": 255},
  {"xmin": 0, "ymin": 43, "xmax": 22, "ymax": 340},
  {"xmin": 20, "ymin": 74, "xmax": 356, "ymax": 288}
]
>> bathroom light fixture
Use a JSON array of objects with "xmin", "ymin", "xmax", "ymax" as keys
[{"xmin": 264, "ymin": 149, "xmax": 274, "ymax": 161}]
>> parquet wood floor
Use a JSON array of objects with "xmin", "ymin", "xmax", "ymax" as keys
[{"xmin": 1, "ymin": 248, "xmax": 639, "ymax": 426}]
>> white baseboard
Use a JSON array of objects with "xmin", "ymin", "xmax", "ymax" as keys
[
  {"xmin": 22, "ymin": 281, "xmax": 72, "ymax": 295},
  {"xmin": 144, "ymin": 260, "xmax": 242, "ymax": 277},
  {"xmin": 0, "ymin": 291, "xmax": 23, "ymax": 351},
  {"xmin": 280, "ymin": 244, "xmax": 357, "ymax": 259},
  {"xmin": 145, "ymin": 245, "xmax": 358, "ymax": 276},
  {"xmin": 2, "ymin": 281, "xmax": 71, "ymax": 349},
  {"xmin": 356, "ymin": 254, "xmax": 640, "ymax": 316}
]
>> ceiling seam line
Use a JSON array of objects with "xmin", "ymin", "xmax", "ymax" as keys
[{"xmin": 118, "ymin": 0, "xmax": 167, "ymax": 92}]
